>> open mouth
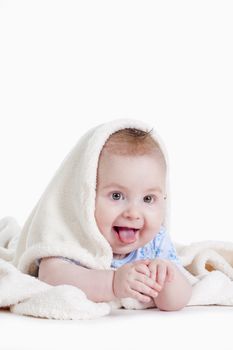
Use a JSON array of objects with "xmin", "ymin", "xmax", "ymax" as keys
[{"xmin": 113, "ymin": 226, "xmax": 139, "ymax": 244}]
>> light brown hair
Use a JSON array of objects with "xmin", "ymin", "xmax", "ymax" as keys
[{"xmin": 101, "ymin": 128, "xmax": 166, "ymax": 169}]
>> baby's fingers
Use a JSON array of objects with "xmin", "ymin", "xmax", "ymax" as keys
[
  {"xmin": 135, "ymin": 263, "xmax": 150, "ymax": 277},
  {"xmin": 130, "ymin": 280, "xmax": 158, "ymax": 301},
  {"xmin": 135, "ymin": 273, "xmax": 162, "ymax": 293},
  {"xmin": 157, "ymin": 263, "xmax": 175, "ymax": 285},
  {"xmin": 167, "ymin": 264, "xmax": 175, "ymax": 282},
  {"xmin": 157, "ymin": 263, "xmax": 167, "ymax": 286},
  {"xmin": 130, "ymin": 290, "xmax": 152, "ymax": 304}
]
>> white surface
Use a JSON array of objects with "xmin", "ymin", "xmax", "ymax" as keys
[{"xmin": 1, "ymin": 306, "xmax": 233, "ymax": 350}]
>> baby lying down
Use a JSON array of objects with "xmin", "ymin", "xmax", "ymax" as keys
[{"xmin": 14, "ymin": 120, "xmax": 192, "ymax": 311}]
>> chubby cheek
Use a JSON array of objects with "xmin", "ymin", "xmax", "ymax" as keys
[
  {"xmin": 145, "ymin": 211, "xmax": 164, "ymax": 234},
  {"xmin": 143, "ymin": 222, "xmax": 161, "ymax": 239},
  {"xmin": 94, "ymin": 203, "xmax": 104, "ymax": 233},
  {"xmin": 95, "ymin": 199, "xmax": 116, "ymax": 234}
]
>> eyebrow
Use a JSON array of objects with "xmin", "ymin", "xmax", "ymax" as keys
[{"xmin": 102, "ymin": 183, "xmax": 163, "ymax": 193}]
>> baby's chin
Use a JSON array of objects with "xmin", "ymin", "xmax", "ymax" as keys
[
  {"xmin": 113, "ymin": 252, "xmax": 129, "ymax": 260},
  {"xmin": 112, "ymin": 247, "xmax": 133, "ymax": 259}
]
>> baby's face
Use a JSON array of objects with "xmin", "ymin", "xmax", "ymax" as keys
[{"xmin": 95, "ymin": 151, "xmax": 166, "ymax": 259}]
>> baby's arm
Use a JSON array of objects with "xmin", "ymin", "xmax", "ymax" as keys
[
  {"xmin": 38, "ymin": 257, "xmax": 161, "ymax": 303},
  {"xmin": 38, "ymin": 257, "xmax": 115, "ymax": 302}
]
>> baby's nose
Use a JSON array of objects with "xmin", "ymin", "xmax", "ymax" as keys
[{"xmin": 122, "ymin": 206, "xmax": 141, "ymax": 220}]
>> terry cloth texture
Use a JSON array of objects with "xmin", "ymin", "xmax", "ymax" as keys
[{"xmin": 0, "ymin": 119, "xmax": 233, "ymax": 320}]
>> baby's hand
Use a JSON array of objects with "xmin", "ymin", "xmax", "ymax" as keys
[
  {"xmin": 147, "ymin": 258, "xmax": 176, "ymax": 290},
  {"xmin": 113, "ymin": 260, "xmax": 162, "ymax": 303}
]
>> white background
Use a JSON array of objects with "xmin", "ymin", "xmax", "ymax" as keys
[
  {"xmin": 1, "ymin": 0, "xmax": 233, "ymax": 244},
  {"xmin": 0, "ymin": 2, "xmax": 233, "ymax": 349}
]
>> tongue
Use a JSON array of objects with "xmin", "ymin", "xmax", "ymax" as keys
[{"xmin": 117, "ymin": 227, "xmax": 137, "ymax": 243}]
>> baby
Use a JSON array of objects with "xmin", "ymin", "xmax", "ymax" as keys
[{"xmin": 38, "ymin": 127, "xmax": 192, "ymax": 311}]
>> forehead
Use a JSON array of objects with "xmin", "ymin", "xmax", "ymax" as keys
[
  {"xmin": 98, "ymin": 149, "xmax": 165, "ymax": 168},
  {"xmin": 97, "ymin": 151, "xmax": 166, "ymax": 188}
]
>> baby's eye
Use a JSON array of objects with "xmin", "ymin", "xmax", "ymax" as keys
[
  {"xmin": 143, "ymin": 195, "xmax": 155, "ymax": 203},
  {"xmin": 111, "ymin": 192, "xmax": 124, "ymax": 200}
]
